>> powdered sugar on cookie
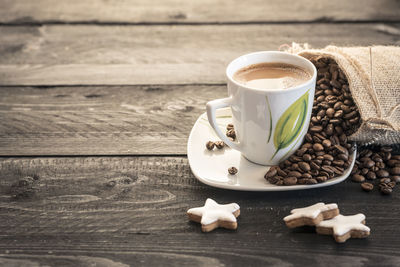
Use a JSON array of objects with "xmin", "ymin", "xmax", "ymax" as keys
[
  {"xmin": 187, "ymin": 198, "xmax": 240, "ymax": 232},
  {"xmin": 284, "ymin": 202, "xmax": 338, "ymax": 221},
  {"xmin": 317, "ymin": 214, "xmax": 370, "ymax": 236}
]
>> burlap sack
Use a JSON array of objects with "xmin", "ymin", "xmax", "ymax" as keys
[{"xmin": 286, "ymin": 44, "xmax": 400, "ymax": 145}]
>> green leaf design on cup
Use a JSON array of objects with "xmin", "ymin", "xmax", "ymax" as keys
[
  {"xmin": 270, "ymin": 90, "xmax": 309, "ymax": 160},
  {"xmin": 265, "ymin": 96, "xmax": 272, "ymax": 143}
]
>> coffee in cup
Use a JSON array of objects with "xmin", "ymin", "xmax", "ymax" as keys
[{"xmin": 233, "ymin": 62, "xmax": 312, "ymax": 90}]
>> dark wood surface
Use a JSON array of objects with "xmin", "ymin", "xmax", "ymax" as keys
[{"xmin": 0, "ymin": 1, "xmax": 400, "ymax": 266}]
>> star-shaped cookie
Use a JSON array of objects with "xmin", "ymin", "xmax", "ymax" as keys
[
  {"xmin": 187, "ymin": 198, "xmax": 240, "ymax": 232},
  {"xmin": 316, "ymin": 214, "xmax": 370, "ymax": 243},
  {"xmin": 283, "ymin": 202, "xmax": 339, "ymax": 228}
]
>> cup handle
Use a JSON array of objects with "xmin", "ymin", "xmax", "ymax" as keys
[{"xmin": 206, "ymin": 97, "xmax": 243, "ymax": 152}]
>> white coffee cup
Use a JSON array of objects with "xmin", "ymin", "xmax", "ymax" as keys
[{"xmin": 206, "ymin": 51, "xmax": 317, "ymax": 165}]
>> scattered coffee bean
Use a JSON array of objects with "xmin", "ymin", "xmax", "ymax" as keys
[
  {"xmin": 380, "ymin": 186, "xmax": 392, "ymax": 195},
  {"xmin": 206, "ymin": 141, "xmax": 215, "ymax": 150},
  {"xmin": 226, "ymin": 123, "xmax": 234, "ymax": 130},
  {"xmin": 226, "ymin": 129, "xmax": 236, "ymax": 140},
  {"xmin": 350, "ymin": 146, "xmax": 399, "ymax": 195},
  {"xmin": 391, "ymin": 176, "xmax": 400, "ymax": 183},
  {"xmin": 215, "ymin": 141, "xmax": 225, "ymax": 149},
  {"xmin": 361, "ymin": 182, "xmax": 374, "ymax": 192},
  {"xmin": 228, "ymin": 167, "xmax": 238, "ymax": 175},
  {"xmin": 352, "ymin": 174, "xmax": 365, "ymax": 183}
]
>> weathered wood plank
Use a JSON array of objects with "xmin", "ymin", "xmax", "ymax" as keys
[
  {"xmin": 0, "ymin": 85, "xmax": 225, "ymax": 155},
  {"xmin": 0, "ymin": 0, "xmax": 399, "ymax": 24},
  {"xmin": 0, "ymin": 156, "xmax": 399, "ymax": 266},
  {"xmin": 0, "ymin": 24, "xmax": 399, "ymax": 85}
]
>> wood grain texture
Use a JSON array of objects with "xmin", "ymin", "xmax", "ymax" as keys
[
  {"xmin": 0, "ymin": 85, "xmax": 225, "ymax": 155},
  {"xmin": 0, "ymin": 24, "xmax": 399, "ymax": 85},
  {"xmin": 0, "ymin": 156, "xmax": 400, "ymax": 266},
  {"xmin": 0, "ymin": 0, "xmax": 399, "ymax": 24}
]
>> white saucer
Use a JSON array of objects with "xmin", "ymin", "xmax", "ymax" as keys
[{"xmin": 187, "ymin": 108, "xmax": 356, "ymax": 191}]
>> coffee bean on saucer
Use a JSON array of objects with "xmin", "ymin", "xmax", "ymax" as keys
[
  {"xmin": 228, "ymin": 167, "xmax": 238, "ymax": 175},
  {"xmin": 264, "ymin": 167, "xmax": 277, "ymax": 179},
  {"xmin": 206, "ymin": 141, "xmax": 215, "ymax": 150},
  {"xmin": 215, "ymin": 141, "xmax": 225, "ymax": 149},
  {"xmin": 299, "ymin": 162, "xmax": 311, "ymax": 172},
  {"xmin": 361, "ymin": 182, "xmax": 374, "ymax": 192},
  {"xmin": 267, "ymin": 175, "xmax": 281, "ymax": 184},
  {"xmin": 226, "ymin": 129, "xmax": 236, "ymax": 139},
  {"xmin": 306, "ymin": 178, "xmax": 318, "ymax": 185},
  {"xmin": 283, "ymin": 177, "xmax": 297, "ymax": 185},
  {"xmin": 226, "ymin": 123, "xmax": 234, "ymax": 130}
]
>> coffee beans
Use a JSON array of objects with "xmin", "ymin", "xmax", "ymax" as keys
[
  {"xmin": 313, "ymin": 143, "xmax": 324, "ymax": 152},
  {"xmin": 377, "ymin": 169, "xmax": 389, "ymax": 178},
  {"xmin": 206, "ymin": 140, "xmax": 226, "ymax": 150},
  {"xmin": 265, "ymin": 167, "xmax": 277, "ymax": 178},
  {"xmin": 299, "ymin": 162, "xmax": 311, "ymax": 172},
  {"xmin": 215, "ymin": 141, "xmax": 225, "ymax": 149},
  {"xmin": 391, "ymin": 167, "xmax": 400, "ymax": 175},
  {"xmin": 206, "ymin": 141, "xmax": 215, "ymax": 150},
  {"xmin": 284, "ymin": 177, "xmax": 297, "ymax": 185},
  {"xmin": 228, "ymin": 167, "xmax": 238, "ymax": 175},
  {"xmin": 226, "ymin": 124, "xmax": 236, "ymax": 140},
  {"xmin": 361, "ymin": 182, "xmax": 374, "ymax": 192},
  {"xmin": 351, "ymin": 146, "xmax": 399, "ymax": 195},
  {"xmin": 265, "ymin": 57, "xmax": 361, "ymax": 186},
  {"xmin": 352, "ymin": 174, "xmax": 365, "ymax": 183},
  {"xmin": 380, "ymin": 184, "xmax": 392, "ymax": 195}
]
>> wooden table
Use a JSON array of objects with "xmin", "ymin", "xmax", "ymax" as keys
[{"xmin": 0, "ymin": 1, "xmax": 400, "ymax": 266}]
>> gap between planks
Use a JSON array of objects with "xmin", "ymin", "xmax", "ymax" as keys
[{"xmin": 2, "ymin": 19, "xmax": 400, "ymax": 27}]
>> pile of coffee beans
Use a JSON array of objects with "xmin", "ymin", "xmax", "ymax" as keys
[
  {"xmin": 265, "ymin": 56, "xmax": 361, "ymax": 186},
  {"xmin": 352, "ymin": 146, "xmax": 400, "ymax": 194}
]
